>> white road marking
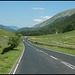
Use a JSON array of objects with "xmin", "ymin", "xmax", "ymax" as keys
[
  {"xmin": 50, "ymin": 55, "xmax": 58, "ymax": 60},
  {"xmin": 61, "ymin": 61, "xmax": 75, "ymax": 69},
  {"xmin": 13, "ymin": 42, "xmax": 25, "ymax": 74},
  {"xmin": 29, "ymin": 41, "xmax": 75, "ymax": 57},
  {"xmin": 13, "ymin": 63, "xmax": 19, "ymax": 74},
  {"xmin": 43, "ymin": 52, "xmax": 49, "ymax": 55},
  {"xmin": 26, "ymin": 40, "xmax": 75, "ymax": 70}
]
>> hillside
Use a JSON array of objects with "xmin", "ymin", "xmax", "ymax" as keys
[
  {"xmin": 0, "ymin": 25, "xmax": 15, "ymax": 32},
  {"xmin": 17, "ymin": 27, "xmax": 46, "ymax": 32},
  {"xmin": 19, "ymin": 13, "xmax": 75, "ymax": 36},
  {"xmin": 33, "ymin": 8, "xmax": 75, "ymax": 28},
  {"xmin": 29, "ymin": 30, "xmax": 75, "ymax": 48},
  {"xmin": 28, "ymin": 30, "xmax": 75, "ymax": 56},
  {"xmin": 44, "ymin": 13, "xmax": 75, "ymax": 34},
  {"xmin": 18, "ymin": 8, "xmax": 75, "ymax": 32},
  {"xmin": 0, "ymin": 29, "xmax": 14, "ymax": 48},
  {"xmin": 8, "ymin": 26, "xmax": 20, "ymax": 30}
]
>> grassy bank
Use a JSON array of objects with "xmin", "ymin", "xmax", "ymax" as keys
[
  {"xmin": 0, "ymin": 29, "xmax": 15, "ymax": 54},
  {"xmin": 0, "ymin": 41, "xmax": 23, "ymax": 74},
  {"xmin": 29, "ymin": 41, "xmax": 75, "ymax": 56},
  {"xmin": 0, "ymin": 29, "xmax": 24, "ymax": 74},
  {"xmin": 29, "ymin": 30, "xmax": 75, "ymax": 48},
  {"xmin": 28, "ymin": 30, "xmax": 75, "ymax": 56}
]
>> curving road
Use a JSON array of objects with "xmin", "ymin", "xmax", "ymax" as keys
[{"xmin": 13, "ymin": 37, "xmax": 75, "ymax": 74}]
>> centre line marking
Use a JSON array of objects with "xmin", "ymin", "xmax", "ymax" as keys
[
  {"xmin": 26, "ymin": 40, "xmax": 75, "ymax": 70},
  {"xmin": 61, "ymin": 61, "xmax": 75, "ymax": 69}
]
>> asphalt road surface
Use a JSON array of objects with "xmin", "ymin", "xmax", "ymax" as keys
[{"xmin": 14, "ymin": 37, "xmax": 75, "ymax": 74}]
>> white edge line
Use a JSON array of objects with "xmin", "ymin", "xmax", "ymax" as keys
[
  {"xmin": 28, "ymin": 40, "xmax": 75, "ymax": 57},
  {"xmin": 13, "ymin": 42, "xmax": 25, "ymax": 74},
  {"xmin": 27, "ymin": 39, "xmax": 75, "ymax": 70},
  {"xmin": 9, "ymin": 41, "xmax": 25, "ymax": 74}
]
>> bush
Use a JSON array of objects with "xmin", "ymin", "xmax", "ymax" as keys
[{"xmin": 7, "ymin": 36, "xmax": 21, "ymax": 49}]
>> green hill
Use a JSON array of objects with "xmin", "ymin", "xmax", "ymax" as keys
[
  {"xmin": 18, "ymin": 8, "xmax": 75, "ymax": 32},
  {"xmin": 29, "ymin": 30, "xmax": 75, "ymax": 55},
  {"xmin": 44, "ymin": 13, "xmax": 75, "ymax": 34},
  {"xmin": 0, "ymin": 29, "xmax": 14, "ymax": 53},
  {"xmin": 0, "ymin": 25, "xmax": 15, "ymax": 33},
  {"xmin": 33, "ymin": 8, "xmax": 75, "ymax": 28},
  {"xmin": 19, "ymin": 12, "xmax": 75, "ymax": 36}
]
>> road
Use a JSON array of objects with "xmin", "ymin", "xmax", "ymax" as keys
[{"xmin": 14, "ymin": 37, "xmax": 75, "ymax": 74}]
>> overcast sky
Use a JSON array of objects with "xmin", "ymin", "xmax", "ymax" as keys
[{"xmin": 0, "ymin": 1, "xmax": 75, "ymax": 28}]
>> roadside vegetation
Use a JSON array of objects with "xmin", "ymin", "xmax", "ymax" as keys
[
  {"xmin": 28, "ymin": 30, "xmax": 75, "ymax": 56},
  {"xmin": 0, "ymin": 29, "xmax": 23, "ymax": 74}
]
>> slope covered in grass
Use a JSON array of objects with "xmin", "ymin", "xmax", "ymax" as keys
[
  {"xmin": 0, "ymin": 29, "xmax": 23, "ymax": 74},
  {"xmin": 29, "ymin": 30, "xmax": 75, "ymax": 48},
  {"xmin": 29, "ymin": 30, "xmax": 75, "ymax": 56},
  {"xmin": 0, "ymin": 29, "xmax": 14, "ymax": 53}
]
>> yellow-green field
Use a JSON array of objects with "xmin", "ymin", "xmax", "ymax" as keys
[
  {"xmin": 28, "ymin": 30, "xmax": 75, "ymax": 56},
  {"xmin": 0, "ymin": 42, "xmax": 23, "ymax": 74},
  {"xmin": 0, "ymin": 29, "xmax": 15, "ymax": 54},
  {"xmin": 29, "ymin": 30, "xmax": 75, "ymax": 48},
  {"xmin": 0, "ymin": 29, "xmax": 23, "ymax": 74}
]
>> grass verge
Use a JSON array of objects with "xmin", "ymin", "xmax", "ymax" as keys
[
  {"xmin": 0, "ymin": 41, "xmax": 23, "ymax": 74},
  {"xmin": 29, "ymin": 40, "xmax": 75, "ymax": 56},
  {"xmin": 28, "ymin": 30, "xmax": 75, "ymax": 48}
]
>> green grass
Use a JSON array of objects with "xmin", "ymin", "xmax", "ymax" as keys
[
  {"xmin": 0, "ymin": 29, "xmax": 14, "ymax": 54},
  {"xmin": 29, "ymin": 41, "xmax": 75, "ymax": 56},
  {"xmin": 28, "ymin": 30, "xmax": 75, "ymax": 56},
  {"xmin": 0, "ymin": 29, "xmax": 14, "ymax": 53},
  {"xmin": 28, "ymin": 30, "xmax": 75, "ymax": 48},
  {"xmin": 0, "ymin": 41, "xmax": 23, "ymax": 74},
  {"xmin": 0, "ymin": 29, "xmax": 24, "ymax": 74}
]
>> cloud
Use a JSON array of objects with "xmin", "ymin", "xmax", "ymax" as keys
[
  {"xmin": 33, "ymin": 19, "xmax": 43, "ymax": 22},
  {"xmin": 32, "ymin": 8, "xmax": 45, "ymax": 10},
  {"xmin": 33, "ymin": 16, "xmax": 52, "ymax": 24},
  {"xmin": 40, "ymin": 16, "xmax": 52, "ymax": 19}
]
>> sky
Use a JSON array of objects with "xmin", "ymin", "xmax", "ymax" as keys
[{"xmin": 0, "ymin": 1, "xmax": 75, "ymax": 28}]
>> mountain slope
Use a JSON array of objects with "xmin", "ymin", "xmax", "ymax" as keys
[
  {"xmin": 0, "ymin": 29, "xmax": 14, "ymax": 47},
  {"xmin": 45, "ymin": 13, "xmax": 75, "ymax": 33},
  {"xmin": 8, "ymin": 26, "xmax": 20, "ymax": 30},
  {"xmin": 33, "ymin": 8, "xmax": 75, "ymax": 28},
  {"xmin": 0, "ymin": 25, "xmax": 15, "ymax": 32},
  {"xmin": 19, "ymin": 13, "xmax": 75, "ymax": 36}
]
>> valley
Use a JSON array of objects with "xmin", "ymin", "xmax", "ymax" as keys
[{"xmin": 28, "ymin": 30, "xmax": 75, "ymax": 56}]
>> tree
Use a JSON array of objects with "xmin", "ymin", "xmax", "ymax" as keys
[{"xmin": 8, "ymin": 36, "xmax": 21, "ymax": 49}]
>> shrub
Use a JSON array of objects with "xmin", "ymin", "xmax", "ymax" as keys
[{"xmin": 7, "ymin": 36, "xmax": 21, "ymax": 49}]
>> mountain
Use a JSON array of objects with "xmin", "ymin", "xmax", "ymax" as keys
[
  {"xmin": 17, "ymin": 27, "xmax": 46, "ymax": 32},
  {"xmin": 33, "ymin": 8, "xmax": 75, "ymax": 29},
  {"xmin": 18, "ymin": 8, "xmax": 75, "ymax": 32},
  {"xmin": 19, "ymin": 13, "xmax": 75, "ymax": 36},
  {"xmin": 8, "ymin": 26, "xmax": 20, "ymax": 30},
  {"xmin": 45, "ymin": 13, "xmax": 75, "ymax": 34},
  {"xmin": 0, "ymin": 25, "xmax": 15, "ymax": 33}
]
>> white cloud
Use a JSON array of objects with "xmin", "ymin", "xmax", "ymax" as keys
[
  {"xmin": 40, "ymin": 16, "xmax": 52, "ymax": 19},
  {"xmin": 33, "ymin": 19, "xmax": 43, "ymax": 22},
  {"xmin": 33, "ymin": 16, "xmax": 52, "ymax": 24},
  {"xmin": 32, "ymin": 8, "xmax": 45, "ymax": 10}
]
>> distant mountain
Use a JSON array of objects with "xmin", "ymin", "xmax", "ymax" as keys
[
  {"xmin": 17, "ymin": 27, "xmax": 46, "ymax": 32},
  {"xmin": 19, "ymin": 12, "xmax": 75, "ymax": 36},
  {"xmin": 8, "ymin": 26, "xmax": 20, "ymax": 30},
  {"xmin": 0, "ymin": 25, "xmax": 15, "ymax": 33},
  {"xmin": 33, "ymin": 8, "xmax": 75, "ymax": 28},
  {"xmin": 18, "ymin": 8, "xmax": 75, "ymax": 32}
]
